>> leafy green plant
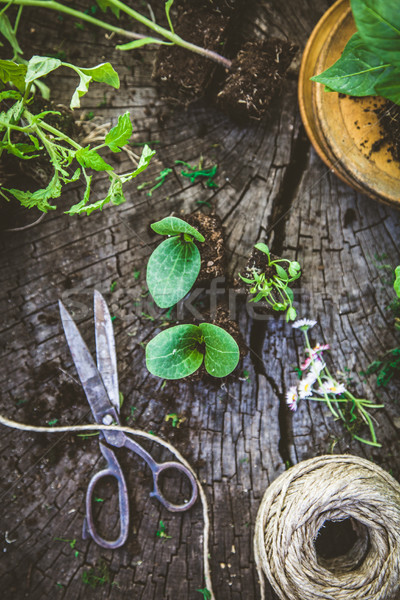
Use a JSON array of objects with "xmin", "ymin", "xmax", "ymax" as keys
[
  {"xmin": 367, "ymin": 264, "xmax": 400, "ymax": 386},
  {"xmin": 0, "ymin": 0, "xmax": 232, "ymax": 69},
  {"xmin": 146, "ymin": 216, "xmax": 205, "ymax": 309},
  {"xmin": 146, "ymin": 323, "xmax": 240, "ymax": 379},
  {"xmin": 239, "ymin": 243, "xmax": 301, "ymax": 322},
  {"xmin": 311, "ymin": 0, "xmax": 400, "ymax": 106},
  {"xmin": 0, "ymin": 55, "xmax": 155, "ymax": 214}
]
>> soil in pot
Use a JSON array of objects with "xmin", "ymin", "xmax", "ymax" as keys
[
  {"xmin": 216, "ymin": 39, "xmax": 298, "ymax": 122},
  {"xmin": 370, "ymin": 100, "xmax": 400, "ymax": 165}
]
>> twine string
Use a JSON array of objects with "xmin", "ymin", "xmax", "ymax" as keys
[
  {"xmin": 0, "ymin": 415, "xmax": 214, "ymax": 600},
  {"xmin": 254, "ymin": 454, "xmax": 400, "ymax": 600}
]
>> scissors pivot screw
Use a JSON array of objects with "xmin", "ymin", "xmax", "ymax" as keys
[{"xmin": 103, "ymin": 415, "xmax": 114, "ymax": 425}]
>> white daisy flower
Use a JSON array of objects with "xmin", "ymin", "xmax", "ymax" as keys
[
  {"xmin": 286, "ymin": 386, "xmax": 298, "ymax": 411},
  {"xmin": 292, "ymin": 318, "xmax": 317, "ymax": 331},
  {"xmin": 298, "ymin": 373, "xmax": 317, "ymax": 399},
  {"xmin": 320, "ymin": 381, "xmax": 346, "ymax": 396},
  {"xmin": 309, "ymin": 358, "xmax": 325, "ymax": 377}
]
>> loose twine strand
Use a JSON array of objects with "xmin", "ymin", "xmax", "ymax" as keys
[
  {"xmin": 254, "ymin": 454, "xmax": 400, "ymax": 600},
  {"xmin": 0, "ymin": 415, "xmax": 215, "ymax": 600}
]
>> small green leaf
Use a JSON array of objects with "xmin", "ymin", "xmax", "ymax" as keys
[
  {"xmin": 75, "ymin": 146, "xmax": 113, "ymax": 171},
  {"xmin": 116, "ymin": 37, "xmax": 167, "ymax": 51},
  {"xmin": 120, "ymin": 144, "xmax": 156, "ymax": 182},
  {"xmin": 254, "ymin": 243, "xmax": 270, "ymax": 257},
  {"xmin": 394, "ymin": 265, "xmax": 400, "ymax": 298},
  {"xmin": 151, "ymin": 216, "xmax": 205, "ymax": 242},
  {"xmin": 288, "ymin": 261, "xmax": 301, "ymax": 277},
  {"xmin": 0, "ymin": 59, "xmax": 27, "ymax": 91},
  {"xmin": 286, "ymin": 287, "xmax": 294, "ymax": 303},
  {"xmin": 25, "ymin": 55, "xmax": 62, "ymax": 84},
  {"xmin": 147, "ymin": 236, "xmax": 200, "ymax": 308},
  {"xmin": 105, "ymin": 112, "xmax": 133, "ymax": 152},
  {"xmin": 0, "ymin": 90, "xmax": 21, "ymax": 102},
  {"xmin": 275, "ymin": 264, "xmax": 288, "ymax": 281},
  {"xmin": 146, "ymin": 324, "xmax": 203, "ymax": 379},
  {"xmin": 0, "ymin": 13, "xmax": 23, "ymax": 57},
  {"xmin": 78, "ymin": 62, "xmax": 120, "ymax": 89},
  {"xmin": 96, "ymin": 0, "xmax": 120, "ymax": 17},
  {"xmin": 286, "ymin": 307, "xmax": 297, "ymax": 322},
  {"xmin": 65, "ymin": 174, "xmax": 93, "ymax": 215},
  {"xmin": 199, "ymin": 323, "xmax": 240, "ymax": 377}
]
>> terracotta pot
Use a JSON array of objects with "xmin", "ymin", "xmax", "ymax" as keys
[{"xmin": 298, "ymin": 0, "xmax": 400, "ymax": 207}]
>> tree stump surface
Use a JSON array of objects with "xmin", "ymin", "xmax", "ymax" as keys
[{"xmin": 1, "ymin": 1, "xmax": 400, "ymax": 599}]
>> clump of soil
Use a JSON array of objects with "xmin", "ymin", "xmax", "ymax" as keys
[
  {"xmin": 153, "ymin": 0, "xmax": 240, "ymax": 105},
  {"xmin": 371, "ymin": 100, "xmax": 400, "ymax": 164},
  {"xmin": 184, "ymin": 211, "xmax": 226, "ymax": 283},
  {"xmin": 217, "ymin": 40, "xmax": 298, "ymax": 121}
]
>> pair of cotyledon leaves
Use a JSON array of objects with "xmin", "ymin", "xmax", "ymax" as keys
[
  {"xmin": 312, "ymin": 0, "xmax": 400, "ymax": 105},
  {"xmin": 145, "ymin": 217, "xmax": 240, "ymax": 379}
]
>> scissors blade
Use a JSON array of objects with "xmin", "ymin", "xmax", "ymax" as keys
[
  {"xmin": 58, "ymin": 300, "xmax": 120, "ymax": 428},
  {"xmin": 94, "ymin": 290, "xmax": 120, "ymax": 414}
]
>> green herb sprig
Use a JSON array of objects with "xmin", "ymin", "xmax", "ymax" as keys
[
  {"xmin": 311, "ymin": 0, "xmax": 400, "ymax": 106},
  {"xmin": 239, "ymin": 243, "xmax": 301, "ymax": 322},
  {"xmin": 0, "ymin": 56, "xmax": 155, "ymax": 213}
]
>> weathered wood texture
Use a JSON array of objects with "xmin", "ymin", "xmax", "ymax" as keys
[{"xmin": 1, "ymin": 1, "xmax": 400, "ymax": 599}]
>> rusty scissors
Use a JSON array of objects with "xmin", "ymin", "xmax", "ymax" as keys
[{"xmin": 59, "ymin": 290, "xmax": 198, "ymax": 549}]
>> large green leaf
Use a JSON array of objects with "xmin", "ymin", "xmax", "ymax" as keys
[
  {"xmin": 5, "ymin": 172, "xmax": 61, "ymax": 211},
  {"xmin": 351, "ymin": 0, "xmax": 400, "ymax": 68},
  {"xmin": 25, "ymin": 55, "xmax": 62, "ymax": 84},
  {"xmin": 146, "ymin": 324, "xmax": 203, "ymax": 379},
  {"xmin": 375, "ymin": 67, "xmax": 400, "ymax": 104},
  {"xmin": 199, "ymin": 323, "xmax": 240, "ymax": 377},
  {"xmin": 311, "ymin": 33, "xmax": 389, "ymax": 96},
  {"xmin": 105, "ymin": 112, "xmax": 133, "ymax": 152},
  {"xmin": 0, "ymin": 59, "xmax": 27, "ymax": 91},
  {"xmin": 146, "ymin": 236, "xmax": 201, "ymax": 308},
  {"xmin": 151, "ymin": 216, "xmax": 205, "ymax": 242}
]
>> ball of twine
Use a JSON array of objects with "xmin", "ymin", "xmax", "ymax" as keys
[{"xmin": 254, "ymin": 455, "xmax": 400, "ymax": 600}]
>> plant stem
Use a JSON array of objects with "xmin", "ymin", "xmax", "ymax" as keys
[
  {"xmin": 0, "ymin": 0, "xmax": 233, "ymax": 70},
  {"xmin": 37, "ymin": 119, "xmax": 81, "ymax": 150}
]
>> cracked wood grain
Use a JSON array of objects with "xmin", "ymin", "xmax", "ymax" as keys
[{"xmin": 1, "ymin": 1, "xmax": 400, "ymax": 599}]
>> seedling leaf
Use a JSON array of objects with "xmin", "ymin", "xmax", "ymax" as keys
[
  {"xmin": 25, "ymin": 55, "xmax": 62, "ymax": 84},
  {"xmin": 147, "ymin": 236, "xmax": 201, "ymax": 308},
  {"xmin": 199, "ymin": 323, "xmax": 240, "ymax": 377},
  {"xmin": 96, "ymin": 0, "xmax": 120, "ymax": 17},
  {"xmin": 0, "ymin": 13, "xmax": 23, "ymax": 57},
  {"xmin": 105, "ymin": 112, "xmax": 133, "ymax": 152},
  {"xmin": 254, "ymin": 242, "xmax": 270, "ymax": 257},
  {"xmin": 76, "ymin": 146, "xmax": 113, "ymax": 171},
  {"xmin": 146, "ymin": 324, "xmax": 203, "ymax": 379},
  {"xmin": 151, "ymin": 216, "xmax": 205, "ymax": 242},
  {"xmin": 68, "ymin": 62, "xmax": 119, "ymax": 109},
  {"xmin": 121, "ymin": 144, "xmax": 156, "ymax": 181},
  {"xmin": 0, "ymin": 59, "xmax": 27, "ymax": 91},
  {"xmin": 116, "ymin": 37, "xmax": 169, "ymax": 51}
]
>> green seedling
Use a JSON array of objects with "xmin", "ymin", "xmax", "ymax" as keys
[
  {"xmin": 0, "ymin": 56, "xmax": 155, "ymax": 214},
  {"xmin": 0, "ymin": 0, "xmax": 232, "ymax": 70},
  {"xmin": 196, "ymin": 589, "xmax": 212, "ymax": 600},
  {"xmin": 367, "ymin": 264, "xmax": 400, "ymax": 386},
  {"xmin": 146, "ymin": 323, "xmax": 240, "ymax": 380},
  {"xmin": 146, "ymin": 216, "xmax": 205, "ymax": 309},
  {"xmin": 165, "ymin": 413, "xmax": 186, "ymax": 428},
  {"xmin": 239, "ymin": 243, "xmax": 301, "ymax": 322},
  {"xmin": 156, "ymin": 520, "xmax": 171, "ymax": 540},
  {"xmin": 311, "ymin": 0, "xmax": 400, "ymax": 106}
]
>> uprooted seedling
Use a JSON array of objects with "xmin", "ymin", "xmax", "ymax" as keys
[
  {"xmin": 0, "ymin": 56, "xmax": 155, "ymax": 214},
  {"xmin": 146, "ymin": 216, "xmax": 205, "ymax": 308},
  {"xmin": 239, "ymin": 243, "xmax": 301, "ymax": 322}
]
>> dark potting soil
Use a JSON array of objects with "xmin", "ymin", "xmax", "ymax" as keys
[
  {"xmin": 184, "ymin": 211, "xmax": 226, "ymax": 283},
  {"xmin": 153, "ymin": 0, "xmax": 239, "ymax": 105},
  {"xmin": 371, "ymin": 100, "xmax": 400, "ymax": 164},
  {"xmin": 216, "ymin": 39, "xmax": 298, "ymax": 122}
]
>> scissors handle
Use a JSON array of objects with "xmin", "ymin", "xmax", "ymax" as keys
[
  {"xmin": 83, "ymin": 442, "xmax": 129, "ymax": 549},
  {"xmin": 124, "ymin": 437, "xmax": 198, "ymax": 512}
]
